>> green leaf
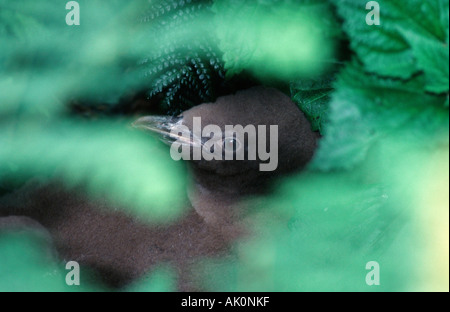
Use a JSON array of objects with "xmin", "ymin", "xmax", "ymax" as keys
[
  {"xmin": 399, "ymin": 28, "xmax": 449, "ymax": 95},
  {"xmin": 311, "ymin": 62, "xmax": 449, "ymax": 171},
  {"xmin": 290, "ymin": 75, "xmax": 335, "ymax": 133},
  {"xmin": 336, "ymin": 0, "xmax": 449, "ymax": 82}
]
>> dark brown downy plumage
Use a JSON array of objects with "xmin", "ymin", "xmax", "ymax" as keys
[{"xmin": 0, "ymin": 86, "xmax": 318, "ymax": 291}]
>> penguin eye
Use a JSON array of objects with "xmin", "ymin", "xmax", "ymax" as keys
[{"xmin": 222, "ymin": 137, "xmax": 241, "ymax": 153}]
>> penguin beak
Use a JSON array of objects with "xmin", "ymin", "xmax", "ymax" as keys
[{"xmin": 132, "ymin": 116, "xmax": 200, "ymax": 148}]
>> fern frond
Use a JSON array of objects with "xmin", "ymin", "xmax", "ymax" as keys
[{"xmin": 138, "ymin": 0, "xmax": 226, "ymax": 115}]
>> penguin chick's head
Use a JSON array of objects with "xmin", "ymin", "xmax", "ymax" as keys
[{"xmin": 133, "ymin": 86, "xmax": 318, "ymax": 194}]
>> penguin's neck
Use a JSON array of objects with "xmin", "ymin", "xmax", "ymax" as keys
[
  {"xmin": 187, "ymin": 168, "xmax": 274, "ymax": 239},
  {"xmin": 187, "ymin": 181, "xmax": 247, "ymax": 240},
  {"xmin": 188, "ymin": 166, "xmax": 273, "ymax": 197}
]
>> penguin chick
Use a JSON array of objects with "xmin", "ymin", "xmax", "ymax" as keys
[{"xmin": 133, "ymin": 86, "xmax": 318, "ymax": 236}]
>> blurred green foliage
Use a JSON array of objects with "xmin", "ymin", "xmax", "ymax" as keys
[
  {"xmin": 198, "ymin": 131, "xmax": 449, "ymax": 291},
  {"xmin": 0, "ymin": 231, "xmax": 101, "ymax": 291},
  {"xmin": 0, "ymin": 231, "xmax": 176, "ymax": 291},
  {"xmin": 0, "ymin": 120, "xmax": 186, "ymax": 220},
  {"xmin": 124, "ymin": 266, "xmax": 176, "ymax": 292},
  {"xmin": 213, "ymin": 0, "xmax": 340, "ymax": 80},
  {"xmin": 196, "ymin": 0, "xmax": 449, "ymax": 292},
  {"xmin": 0, "ymin": 0, "xmax": 144, "ymax": 115},
  {"xmin": 0, "ymin": 0, "xmax": 448, "ymax": 292}
]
